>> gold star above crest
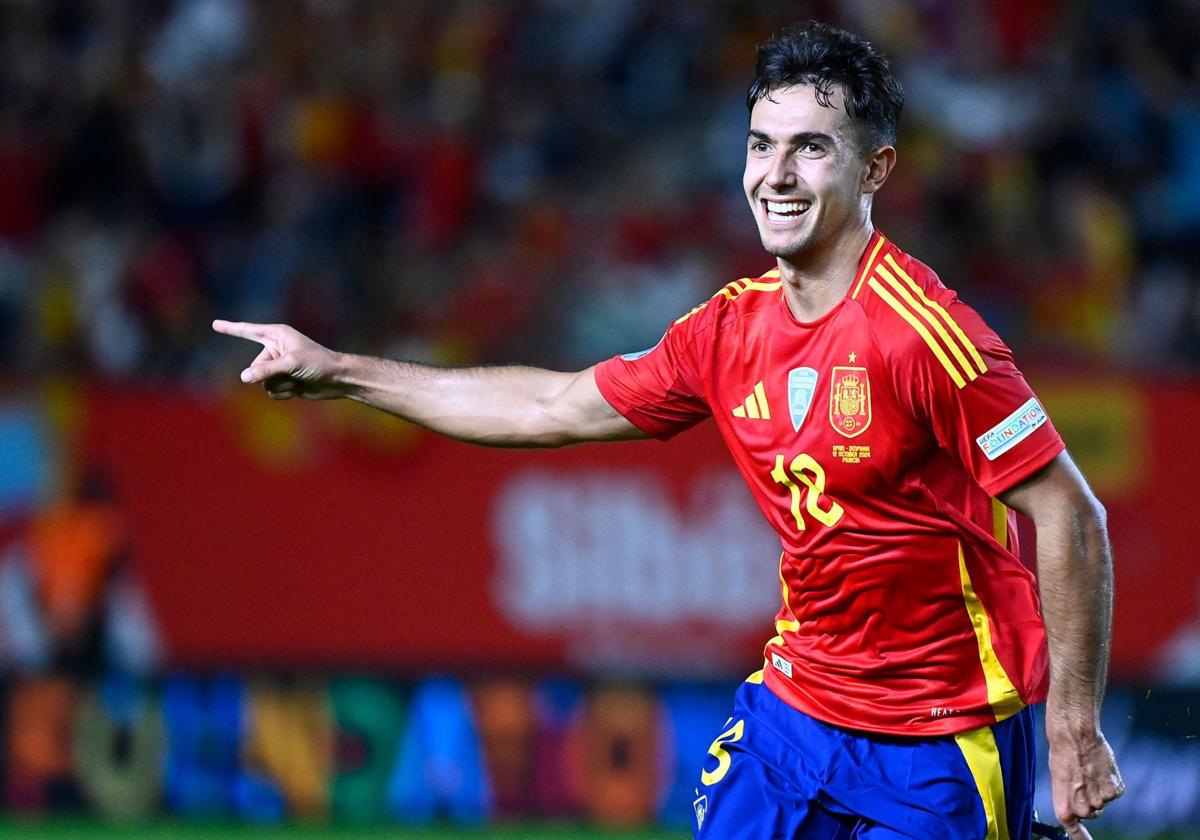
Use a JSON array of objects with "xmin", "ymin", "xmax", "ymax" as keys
[{"xmin": 848, "ymin": 351, "xmax": 857, "ymax": 363}]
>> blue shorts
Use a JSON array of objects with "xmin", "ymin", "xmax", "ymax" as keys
[{"xmin": 692, "ymin": 679, "xmax": 1035, "ymax": 840}]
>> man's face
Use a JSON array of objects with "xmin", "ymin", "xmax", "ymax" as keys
[{"xmin": 743, "ymin": 85, "xmax": 869, "ymax": 262}]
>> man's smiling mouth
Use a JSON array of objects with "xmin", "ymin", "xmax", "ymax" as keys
[{"xmin": 763, "ymin": 199, "xmax": 812, "ymax": 223}]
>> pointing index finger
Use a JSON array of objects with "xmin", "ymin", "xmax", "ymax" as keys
[{"xmin": 213, "ymin": 319, "xmax": 272, "ymax": 344}]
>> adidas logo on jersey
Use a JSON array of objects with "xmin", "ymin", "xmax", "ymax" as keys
[
  {"xmin": 732, "ymin": 382, "xmax": 771, "ymax": 420},
  {"xmin": 770, "ymin": 651, "xmax": 794, "ymax": 678}
]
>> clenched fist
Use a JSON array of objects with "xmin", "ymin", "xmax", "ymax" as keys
[{"xmin": 1048, "ymin": 725, "xmax": 1124, "ymax": 840}]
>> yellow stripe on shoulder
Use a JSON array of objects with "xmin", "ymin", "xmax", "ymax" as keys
[
  {"xmin": 875, "ymin": 263, "xmax": 978, "ymax": 384},
  {"xmin": 674, "ymin": 302, "xmax": 707, "ymax": 325},
  {"xmin": 675, "ymin": 274, "xmax": 782, "ymax": 325},
  {"xmin": 725, "ymin": 275, "xmax": 782, "ymax": 296},
  {"xmin": 681, "ymin": 273, "xmax": 782, "ymax": 324},
  {"xmin": 869, "ymin": 277, "xmax": 967, "ymax": 388},
  {"xmin": 884, "ymin": 254, "xmax": 987, "ymax": 375},
  {"xmin": 850, "ymin": 233, "xmax": 887, "ymax": 299},
  {"xmin": 741, "ymin": 280, "xmax": 782, "ymax": 292},
  {"xmin": 716, "ymin": 278, "xmax": 748, "ymax": 301}
]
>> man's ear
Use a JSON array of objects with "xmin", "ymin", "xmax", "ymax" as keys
[{"xmin": 862, "ymin": 145, "xmax": 897, "ymax": 195}]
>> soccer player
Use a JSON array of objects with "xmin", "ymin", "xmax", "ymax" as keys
[{"xmin": 214, "ymin": 21, "xmax": 1123, "ymax": 840}]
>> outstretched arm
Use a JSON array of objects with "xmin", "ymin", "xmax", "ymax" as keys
[
  {"xmin": 212, "ymin": 320, "xmax": 646, "ymax": 448},
  {"xmin": 1000, "ymin": 451, "xmax": 1124, "ymax": 840}
]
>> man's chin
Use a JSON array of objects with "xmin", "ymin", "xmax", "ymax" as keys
[{"xmin": 760, "ymin": 233, "xmax": 813, "ymax": 261}]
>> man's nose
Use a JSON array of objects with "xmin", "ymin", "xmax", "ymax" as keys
[{"xmin": 766, "ymin": 152, "xmax": 797, "ymax": 191}]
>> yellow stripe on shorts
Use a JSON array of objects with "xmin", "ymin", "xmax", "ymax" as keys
[{"xmin": 954, "ymin": 724, "xmax": 1011, "ymax": 840}]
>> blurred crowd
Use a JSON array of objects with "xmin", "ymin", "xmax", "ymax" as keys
[{"xmin": 0, "ymin": 0, "xmax": 1198, "ymax": 383}]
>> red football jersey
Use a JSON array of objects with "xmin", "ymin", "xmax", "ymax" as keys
[{"xmin": 595, "ymin": 231, "xmax": 1064, "ymax": 736}]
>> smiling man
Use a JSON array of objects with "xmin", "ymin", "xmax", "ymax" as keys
[{"xmin": 214, "ymin": 21, "xmax": 1123, "ymax": 840}]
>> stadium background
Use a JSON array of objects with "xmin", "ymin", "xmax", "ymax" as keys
[{"xmin": 0, "ymin": 0, "xmax": 1197, "ymax": 837}]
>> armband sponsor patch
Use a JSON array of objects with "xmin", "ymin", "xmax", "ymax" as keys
[{"xmin": 976, "ymin": 397, "xmax": 1048, "ymax": 461}]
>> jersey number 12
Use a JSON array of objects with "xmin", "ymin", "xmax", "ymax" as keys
[{"xmin": 771, "ymin": 453, "xmax": 844, "ymax": 531}]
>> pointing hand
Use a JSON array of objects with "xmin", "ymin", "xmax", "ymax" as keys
[{"xmin": 212, "ymin": 320, "xmax": 348, "ymax": 400}]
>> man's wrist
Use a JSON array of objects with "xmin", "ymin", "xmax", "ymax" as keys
[
  {"xmin": 333, "ymin": 352, "xmax": 369, "ymax": 399},
  {"xmin": 1045, "ymin": 705, "xmax": 1103, "ymax": 743}
]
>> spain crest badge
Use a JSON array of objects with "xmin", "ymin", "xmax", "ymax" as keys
[{"xmin": 829, "ymin": 366, "xmax": 871, "ymax": 437}]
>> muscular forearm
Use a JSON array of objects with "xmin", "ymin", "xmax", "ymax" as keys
[
  {"xmin": 1001, "ymin": 453, "xmax": 1124, "ymax": 831},
  {"xmin": 1034, "ymin": 495, "xmax": 1113, "ymax": 736},
  {"xmin": 335, "ymin": 353, "xmax": 582, "ymax": 448},
  {"xmin": 214, "ymin": 319, "xmax": 642, "ymax": 449}
]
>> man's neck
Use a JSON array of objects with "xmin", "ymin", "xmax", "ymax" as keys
[{"xmin": 777, "ymin": 223, "xmax": 873, "ymax": 322}]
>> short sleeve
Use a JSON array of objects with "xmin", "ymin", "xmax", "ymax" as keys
[
  {"xmin": 594, "ymin": 311, "xmax": 711, "ymax": 440},
  {"xmin": 892, "ymin": 299, "xmax": 1065, "ymax": 497}
]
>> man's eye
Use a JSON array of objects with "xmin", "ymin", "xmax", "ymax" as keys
[
  {"xmin": 802, "ymin": 143, "xmax": 823, "ymax": 154},
  {"xmin": 751, "ymin": 142, "xmax": 770, "ymax": 152}
]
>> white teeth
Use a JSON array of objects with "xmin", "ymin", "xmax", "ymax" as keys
[{"xmin": 765, "ymin": 200, "xmax": 810, "ymax": 220}]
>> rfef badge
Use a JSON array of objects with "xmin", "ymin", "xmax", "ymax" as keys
[
  {"xmin": 830, "ymin": 366, "xmax": 871, "ymax": 437},
  {"xmin": 787, "ymin": 367, "xmax": 819, "ymax": 431}
]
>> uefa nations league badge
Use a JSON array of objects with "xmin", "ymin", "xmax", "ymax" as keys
[{"xmin": 787, "ymin": 367, "xmax": 819, "ymax": 431}]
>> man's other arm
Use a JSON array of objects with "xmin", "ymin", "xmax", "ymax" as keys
[
  {"xmin": 999, "ymin": 451, "xmax": 1124, "ymax": 840},
  {"xmin": 212, "ymin": 320, "xmax": 646, "ymax": 448}
]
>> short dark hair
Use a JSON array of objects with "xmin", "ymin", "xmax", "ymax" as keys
[{"xmin": 747, "ymin": 21, "xmax": 904, "ymax": 155}]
